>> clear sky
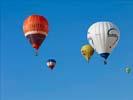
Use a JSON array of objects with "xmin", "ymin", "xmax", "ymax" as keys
[{"xmin": 1, "ymin": 0, "xmax": 133, "ymax": 100}]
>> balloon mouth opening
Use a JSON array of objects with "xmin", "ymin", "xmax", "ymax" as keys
[
  {"xmin": 32, "ymin": 44, "xmax": 39, "ymax": 56},
  {"xmin": 32, "ymin": 44, "xmax": 39, "ymax": 49},
  {"xmin": 49, "ymin": 66, "xmax": 55, "ymax": 70},
  {"xmin": 100, "ymin": 53, "xmax": 110, "ymax": 60}
]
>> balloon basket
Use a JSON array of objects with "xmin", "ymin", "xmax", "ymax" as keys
[
  {"xmin": 35, "ymin": 49, "xmax": 38, "ymax": 56},
  {"xmin": 104, "ymin": 60, "xmax": 107, "ymax": 65}
]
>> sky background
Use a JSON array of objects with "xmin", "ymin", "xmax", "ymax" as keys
[{"xmin": 1, "ymin": 0, "xmax": 133, "ymax": 100}]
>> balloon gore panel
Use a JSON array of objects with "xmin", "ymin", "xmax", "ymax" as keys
[{"xmin": 26, "ymin": 34, "xmax": 46, "ymax": 49}]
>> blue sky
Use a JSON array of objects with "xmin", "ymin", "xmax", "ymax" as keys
[{"xmin": 1, "ymin": 0, "xmax": 133, "ymax": 100}]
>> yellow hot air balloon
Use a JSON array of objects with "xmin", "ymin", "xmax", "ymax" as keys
[{"xmin": 81, "ymin": 44, "xmax": 94, "ymax": 61}]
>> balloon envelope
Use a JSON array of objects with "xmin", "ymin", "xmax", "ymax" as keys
[
  {"xmin": 23, "ymin": 15, "xmax": 48, "ymax": 51},
  {"xmin": 47, "ymin": 59, "xmax": 56, "ymax": 70},
  {"xmin": 87, "ymin": 22, "xmax": 120, "ymax": 62},
  {"xmin": 125, "ymin": 67, "xmax": 132, "ymax": 74},
  {"xmin": 81, "ymin": 44, "xmax": 94, "ymax": 61}
]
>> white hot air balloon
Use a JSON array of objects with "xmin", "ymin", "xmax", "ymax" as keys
[{"xmin": 87, "ymin": 22, "xmax": 120, "ymax": 64}]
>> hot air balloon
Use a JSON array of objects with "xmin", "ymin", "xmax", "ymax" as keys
[
  {"xmin": 46, "ymin": 59, "xmax": 56, "ymax": 70},
  {"xmin": 87, "ymin": 22, "xmax": 120, "ymax": 64},
  {"xmin": 23, "ymin": 15, "xmax": 48, "ymax": 55},
  {"xmin": 81, "ymin": 44, "xmax": 94, "ymax": 61},
  {"xmin": 124, "ymin": 67, "xmax": 132, "ymax": 74}
]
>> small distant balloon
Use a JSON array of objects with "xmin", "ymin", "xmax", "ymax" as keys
[
  {"xmin": 47, "ymin": 59, "xmax": 56, "ymax": 70},
  {"xmin": 81, "ymin": 44, "xmax": 94, "ymax": 62},
  {"xmin": 124, "ymin": 67, "xmax": 132, "ymax": 74}
]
